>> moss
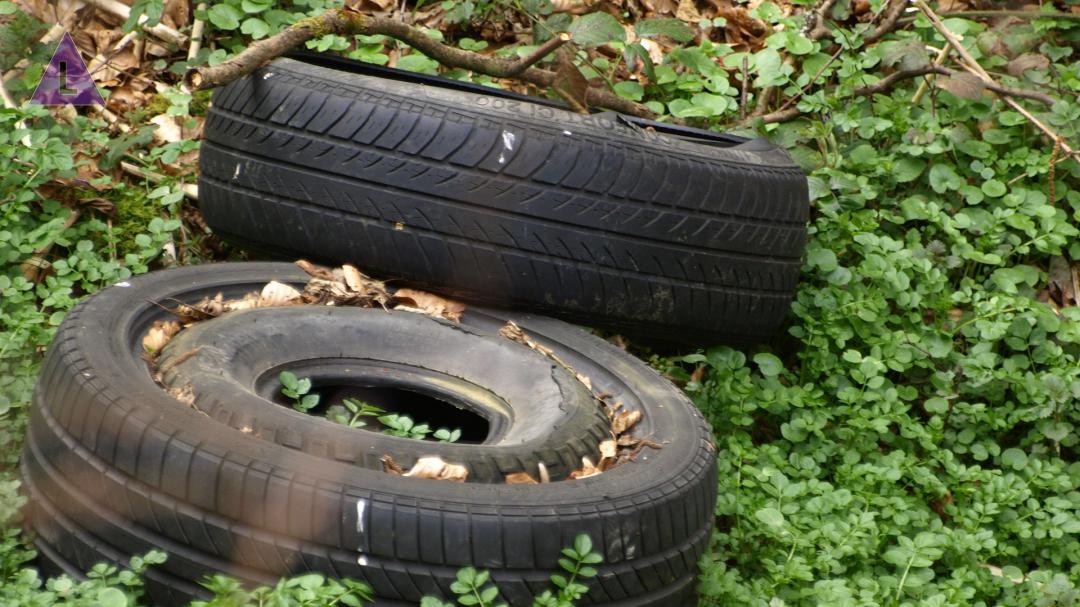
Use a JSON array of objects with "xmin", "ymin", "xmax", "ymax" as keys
[{"xmin": 110, "ymin": 187, "xmax": 164, "ymax": 256}]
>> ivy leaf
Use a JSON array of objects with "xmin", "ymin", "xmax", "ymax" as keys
[
  {"xmin": 635, "ymin": 18, "xmax": 695, "ymax": 42},
  {"xmin": 207, "ymin": 3, "xmax": 242, "ymax": 30},
  {"xmin": 569, "ymin": 12, "xmax": 625, "ymax": 46},
  {"xmin": 240, "ymin": 17, "xmax": 270, "ymax": 39},
  {"xmin": 753, "ymin": 353, "xmax": 784, "ymax": 377},
  {"xmin": 124, "ymin": 0, "xmax": 164, "ymax": 32},
  {"xmin": 755, "ymin": 507, "xmax": 785, "ymax": 528}
]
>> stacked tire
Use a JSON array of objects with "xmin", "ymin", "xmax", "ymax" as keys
[
  {"xmin": 197, "ymin": 52, "xmax": 809, "ymax": 345},
  {"xmin": 24, "ymin": 264, "xmax": 717, "ymax": 606}
]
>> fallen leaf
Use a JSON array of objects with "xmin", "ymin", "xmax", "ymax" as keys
[
  {"xmin": 612, "ymin": 410, "xmax": 643, "ymax": 435},
  {"xmin": 381, "ymin": 454, "xmax": 405, "ymax": 475},
  {"xmin": 393, "ymin": 288, "xmax": 466, "ymax": 322},
  {"xmin": 568, "ymin": 456, "xmax": 601, "ymax": 479},
  {"xmin": 505, "ymin": 471, "xmax": 539, "ymax": 484},
  {"xmin": 598, "ymin": 439, "xmax": 618, "ymax": 470},
  {"xmin": 403, "ymin": 456, "xmax": 469, "ymax": 482},
  {"xmin": 143, "ymin": 320, "xmax": 181, "ymax": 354},
  {"xmin": 258, "ymin": 280, "xmax": 302, "ymax": 307},
  {"xmin": 675, "ymin": 0, "xmax": 702, "ymax": 23},
  {"xmin": 1007, "ymin": 52, "xmax": 1049, "ymax": 77},
  {"xmin": 937, "ymin": 72, "xmax": 986, "ymax": 101},
  {"xmin": 499, "ymin": 321, "xmax": 594, "ymax": 391},
  {"xmin": 538, "ymin": 461, "xmax": 550, "ymax": 483},
  {"xmin": 295, "ymin": 259, "xmax": 337, "ymax": 281},
  {"xmin": 1048, "ymin": 256, "xmax": 1076, "ymax": 307},
  {"xmin": 552, "ymin": 53, "xmax": 590, "ymax": 114},
  {"xmin": 150, "ymin": 114, "xmax": 183, "ymax": 144}
]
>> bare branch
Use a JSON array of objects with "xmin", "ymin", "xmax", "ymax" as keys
[
  {"xmin": 914, "ymin": 0, "xmax": 1079, "ymax": 163},
  {"xmin": 84, "ymin": 0, "xmax": 187, "ymax": 46},
  {"xmin": 186, "ymin": 10, "xmax": 657, "ymax": 119},
  {"xmin": 864, "ymin": 0, "xmax": 909, "ymax": 45}
]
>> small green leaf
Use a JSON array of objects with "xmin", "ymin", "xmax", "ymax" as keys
[
  {"xmin": 755, "ymin": 507, "xmax": 785, "ymax": 528},
  {"xmin": 635, "ymin": 18, "xmax": 695, "ymax": 42},
  {"xmin": 568, "ymin": 12, "xmax": 625, "ymax": 46},
  {"xmin": 207, "ymin": 3, "xmax": 242, "ymax": 30},
  {"xmin": 753, "ymin": 353, "xmax": 784, "ymax": 377}
]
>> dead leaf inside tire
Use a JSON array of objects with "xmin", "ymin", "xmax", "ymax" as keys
[
  {"xmin": 393, "ymin": 288, "xmax": 466, "ymax": 322},
  {"xmin": 402, "ymin": 456, "xmax": 468, "ymax": 482}
]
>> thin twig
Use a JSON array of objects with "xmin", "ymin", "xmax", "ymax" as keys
[
  {"xmin": 804, "ymin": 0, "xmax": 837, "ymax": 40},
  {"xmin": 188, "ymin": 3, "xmax": 208, "ymax": 62},
  {"xmin": 121, "ymin": 161, "xmax": 199, "ymax": 200},
  {"xmin": 864, "ymin": 0, "xmax": 909, "ymax": 45},
  {"xmin": 739, "ymin": 55, "xmax": 749, "ymax": 121},
  {"xmin": 509, "ymin": 33, "xmax": 571, "ymax": 75},
  {"xmin": 775, "ymin": 45, "xmax": 843, "ymax": 114},
  {"xmin": 912, "ymin": 44, "xmax": 950, "ymax": 104}
]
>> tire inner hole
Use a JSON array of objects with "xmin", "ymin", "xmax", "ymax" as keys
[{"xmin": 269, "ymin": 380, "xmax": 491, "ymax": 444}]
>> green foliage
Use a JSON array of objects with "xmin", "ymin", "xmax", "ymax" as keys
[
  {"xmin": 378, "ymin": 413, "xmax": 432, "ymax": 440},
  {"xmin": 0, "ymin": 550, "xmax": 166, "ymax": 606},
  {"xmin": 422, "ymin": 534, "xmax": 602, "ymax": 607},
  {"xmin": 326, "ymin": 397, "xmax": 385, "ymax": 428},
  {"xmin": 194, "ymin": 573, "xmax": 373, "ymax": 606},
  {"xmin": 279, "ymin": 371, "xmax": 320, "ymax": 412},
  {"xmin": 671, "ymin": 14, "xmax": 1080, "ymax": 606}
]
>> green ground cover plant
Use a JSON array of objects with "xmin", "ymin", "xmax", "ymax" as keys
[{"xmin": 2, "ymin": 0, "xmax": 1080, "ymax": 605}]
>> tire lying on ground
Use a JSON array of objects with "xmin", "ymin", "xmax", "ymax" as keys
[
  {"xmin": 23, "ymin": 262, "xmax": 718, "ymax": 606},
  {"xmin": 198, "ymin": 52, "xmax": 809, "ymax": 345}
]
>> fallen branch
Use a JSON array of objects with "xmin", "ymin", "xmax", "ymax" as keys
[
  {"xmin": 748, "ymin": 59, "xmax": 1060, "ymax": 126},
  {"xmin": 187, "ymin": 3, "xmax": 208, "ymax": 61},
  {"xmin": 121, "ymin": 161, "xmax": 199, "ymax": 200},
  {"xmin": 912, "ymin": 45, "xmax": 950, "ymax": 104},
  {"xmin": 84, "ymin": 0, "xmax": 187, "ymax": 46},
  {"xmin": 184, "ymin": 9, "xmax": 653, "ymax": 118},
  {"xmin": 864, "ymin": 0, "xmax": 909, "ymax": 46},
  {"xmin": 914, "ymin": 0, "xmax": 1080, "ymax": 164}
]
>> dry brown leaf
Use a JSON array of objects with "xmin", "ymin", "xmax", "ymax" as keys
[
  {"xmin": 505, "ymin": 471, "xmax": 540, "ymax": 484},
  {"xmin": 403, "ymin": 456, "xmax": 469, "ymax": 482},
  {"xmin": 295, "ymin": 259, "xmax": 337, "ymax": 281},
  {"xmin": 1007, "ymin": 52, "xmax": 1049, "ymax": 77},
  {"xmin": 612, "ymin": 410, "xmax": 643, "ymax": 435},
  {"xmin": 259, "ymin": 280, "xmax": 302, "ymax": 307},
  {"xmin": 598, "ymin": 439, "xmax": 618, "ymax": 470},
  {"xmin": 937, "ymin": 72, "xmax": 986, "ymax": 100},
  {"xmin": 675, "ymin": 0, "xmax": 702, "ymax": 22},
  {"xmin": 143, "ymin": 320, "xmax": 181, "ymax": 354},
  {"xmin": 552, "ymin": 55, "xmax": 590, "ymax": 114},
  {"xmin": 1048, "ymin": 256, "xmax": 1076, "ymax": 307},
  {"xmin": 341, "ymin": 264, "xmax": 367, "ymax": 291},
  {"xmin": 150, "ymin": 114, "xmax": 183, "ymax": 144},
  {"xmin": 381, "ymin": 454, "xmax": 405, "ymax": 475},
  {"xmin": 568, "ymin": 456, "xmax": 601, "ymax": 479},
  {"xmin": 393, "ymin": 288, "xmax": 466, "ymax": 322},
  {"xmin": 500, "ymin": 321, "xmax": 595, "ymax": 391}
]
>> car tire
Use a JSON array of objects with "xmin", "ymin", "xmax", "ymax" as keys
[
  {"xmin": 198, "ymin": 53, "xmax": 809, "ymax": 345},
  {"xmin": 23, "ymin": 263, "xmax": 717, "ymax": 606}
]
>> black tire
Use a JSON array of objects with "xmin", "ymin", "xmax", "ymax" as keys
[
  {"xmin": 198, "ymin": 53, "xmax": 808, "ymax": 345},
  {"xmin": 23, "ymin": 263, "xmax": 717, "ymax": 606}
]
